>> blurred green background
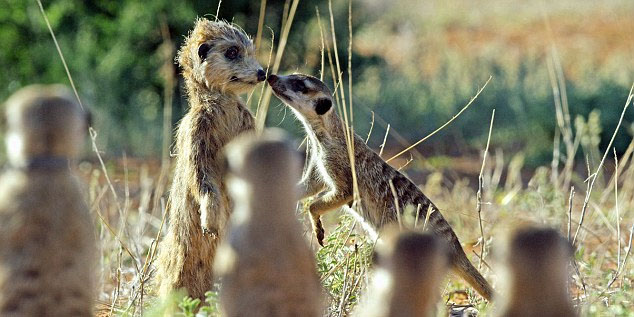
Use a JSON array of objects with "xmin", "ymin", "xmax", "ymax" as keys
[{"xmin": 2, "ymin": 0, "xmax": 633, "ymax": 169}]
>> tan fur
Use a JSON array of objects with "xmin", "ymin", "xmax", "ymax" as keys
[
  {"xmin": 215, "ymin": 130, "xmax": 324, "ymax": 317},
  {"xmin": 155, "ymin": 18, "xmax": 264, "ymax": 301},
  {"xmin": 268, "ymin": 73, "xmax": 494, "ymax": 300},
  {"xmin": 496, "ymin": 227, "xmax": 577, "ymax": 317},
  {"xmin": 355, "ymin": 229, "xmax": 450, "ymax": 317},
  {"xmin": 0, "ymin": 85, "xmax": 95, "ymax": 316}
]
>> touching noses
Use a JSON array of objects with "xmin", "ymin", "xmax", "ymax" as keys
[{"xmin": 257, "ymin": 69, "xmax": 266, "ymax": 82}]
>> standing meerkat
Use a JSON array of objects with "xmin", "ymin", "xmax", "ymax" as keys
[
  {"xmin": 215, "ymin": 130, "xmax": 324, "ymax": 317},
  {"xmin": 496, "ymin": 227, "xmax": 577, "ymax": 317},
  {"xmin": 355, "ymin": 229, "xmax": 450, "ymax": 317},
  {"xmin": 267, "ymin": 73, "xmax": 494, "ymax": 300},
  {"xmin": 156, "ymin": 18, "xmax": 266, "ymax": 301},
  {"xmin": 0, "ymin": 85, "xmax": 94, "ymax": 316}
]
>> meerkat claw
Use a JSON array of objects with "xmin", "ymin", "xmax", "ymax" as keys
[{"xmin": 315, "ymin": 220, "xmax": 325, "ymax": 247}]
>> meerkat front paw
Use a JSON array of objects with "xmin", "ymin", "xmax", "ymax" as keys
[{"xmin": 199, "ymin": 193, "xmax": 219, "ymax": 238}]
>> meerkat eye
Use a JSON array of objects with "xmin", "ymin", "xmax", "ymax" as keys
[
  {"xmin": 224, "ymin": 46, "xmax": 239, "ymax": 60},
  {"xmin": 198, "ymin": 43, "xmax": 211, "ymax": 60},
  {"xmin": 292, "ymin": 80, "xmax": 307, "ymax": 93},
  {"xmin": 314, "ymin": 98, "xmax": 332, "ymax": 115}
]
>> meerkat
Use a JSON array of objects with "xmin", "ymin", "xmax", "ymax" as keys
[
  {"xmin": 0, "ymin": 85, "xmax": 94, "ymax": 316},
  {"xmin": 267, "ymin": 73, "xmax": 494, "ymax": 300},
  {"xmin": 355, "ymin": 229, "xmax": 450, "ymax": 317},
  {"xmin": 155, "ymin": 18, "xmax": 266, "ymax": 301},
  {"xmin": 496, "ymin": 227, "xmax": 577, "ymax": 317},
  {"xmin": 214, "ymin": 129, "xmax": 324, "ymax": 317}
]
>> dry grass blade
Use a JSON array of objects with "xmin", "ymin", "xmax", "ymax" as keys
[
  {"xmin": 598, "ymin": 223, "xmax": 634, "ymax": 297},
  {"xmin": 254, "ymin": 0, "xmax": 267, "ymax": 52},
  {"xmin": 379, "ymin": 124, "xmax": 390, "ymax": 157},
  {"xmin": 35, "ymin": 0, "xmax": 84, "ymax": 110},
  {"xmin": 614, "ymin": 148, "xmax": 621, "ymax": 264},
  {"xmin": 476, "ymin": 109, "xmax": 495, "ymax": 270},
  {"xmin": 365, "ymin": 111, "xmax": 375, "ymax": 144},
  {"xmin": 386, "ymin": 76, "xmax": 492, "ymax": 162},
  {"xmin": 567, "ymin": 186, "xmax": 575, "ymax": 241},
  {"xmin": 389, "ymin": 179, "xmax": 402, "ymax": 229},
  {"xmin": 254, "ymin": 0, "xmax": 300, "ymax": 131},
  {"xmin": 215, "ymin": 0, "xmax": 222, "ymax": 21},
  {"xmin": 573, "ymin": 83, "xmax": 634, "ymax": 245}
]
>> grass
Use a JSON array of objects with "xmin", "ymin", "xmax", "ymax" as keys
[
  {"xmin": 29, "ymin": 0, "xmax": 634, "ymax": 315},
  {"xmin": 85, "ymin": 104, "xmax": 634, "ymax": 315}
]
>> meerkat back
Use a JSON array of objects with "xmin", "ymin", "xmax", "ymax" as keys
[
  {"xmin": 355, "ymin": 229, "xmax": 450, "ymax": 317},
  {"xmin": 496, "ymin": 227, "xmax": 577, "ymax": 317},
  {"xmin": 0, "ymin": 85, "xmax": 95, "ymax": 316},
  {"xmin": 215, "ymin": 130, "xmax": 324, "ymax": 317}
]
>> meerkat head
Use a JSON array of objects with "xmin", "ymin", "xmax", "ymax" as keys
[
  {"xmin": 499, "ymin": 227, "xmax": 574, "ymax": 309},
  {"xmin": 223, "ymin": 129, "xmax": 302, "ymax": 209},
  {"xmin": 370, "ymin": 229, "xmax": 450, "ymax": 316},
  {"xmin": 267, "ymin": 74, "xmax": 334, "ymax": 119},
  {"xmin": 178, "ymin": 18, "xmax": 265, "ymax": 95},
  {"xmin": 3, "ymin": 84, "xmax": 90, "ymax": 166},
  {"xmin": 376, "ymin": 229, "xmax": 450, "ymax": 284}
]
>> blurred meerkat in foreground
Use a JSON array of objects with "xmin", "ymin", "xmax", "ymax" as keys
[
  {"xmin": 267, "ymin": 73, "xmax": 494, "ymax": 300},
  {"xmin": 355, "ymin": 230, "xmax": 450, "ymax": 317},
  {"xmin": 156, "ymin": 18, "xmax": 266, "ymax": 300},
  {"xmin": 215, "ymin": 130, "xmax": 324, "ymax": 317},
  {"xmin": 0, "ymin": 85, "xmax": 94, "ymax": 316},
  {"xmin": 496, "ymin": 227, "xmax": 577, "ymax": 317}
]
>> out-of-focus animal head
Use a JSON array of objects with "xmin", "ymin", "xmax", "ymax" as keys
[{"xmin": 3, "ymin": 84, "xmax": 90, "ymax": 166}]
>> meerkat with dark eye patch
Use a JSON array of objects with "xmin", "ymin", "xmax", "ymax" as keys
[
  {"xmin": 0, "ymin": 85, "xmax": 95, "ymax": 316},
  {"xmin": 155, "ymin": 18, "xmax": 266, "ymax": 301},
  {"xmin": 496, "ymin": 227, "xmax": 577, "ymax": 317},
  {"xmin": 355, "ymin": 229, "xmax": 450, "ymax": 317},
  {"xmin": 267, "ymin": 73, "xmax": 494, "ymax": 300},
  {"xmin": 215, "ymin": 129, "xmax": 324, "ymax": 317}
]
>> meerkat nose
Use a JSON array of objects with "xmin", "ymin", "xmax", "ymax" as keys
[
  {"xmin": 257, "ymin": 69, "xmax": 266, "ymax": 82},
  {"xmin": 267, "ymin": 74, "xmax": 278, "ymax": 84}
]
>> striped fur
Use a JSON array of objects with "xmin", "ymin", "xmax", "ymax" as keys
[{"xmin": 268, "ymin": 73, "xmax": 494, "ymax": 300}]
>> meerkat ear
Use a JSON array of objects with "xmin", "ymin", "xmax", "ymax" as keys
[
  {"xmin": 314, "ymin": 98, "xmax": 332, "ymax": 115},
  {"xmin": 198, "ymin": 43, "xmax": 212, "ymax": 61}
]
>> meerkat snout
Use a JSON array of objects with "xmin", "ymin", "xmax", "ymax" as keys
[
  {"xmin": 256, "ymin": 69, "xmax": 266, "ymax": 82},
  {"xmin": 3, "ymin": 84, "xmax": 88, "ymax": 167},
  {"xmin": 268, "ymin": 73, "xmax": 334, "ymax": 117},
  {"xmin": 267, "ymin": 74, "xmax": 279, "ymax": 84}
]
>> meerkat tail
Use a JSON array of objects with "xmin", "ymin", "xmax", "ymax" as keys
[
  {"xmin": 427, "ymin": 208, "xmax": 494, "ymax": 300},
  {"xmin": 452, "ymin": 248, "xmax": 494, "ymax": 300}
]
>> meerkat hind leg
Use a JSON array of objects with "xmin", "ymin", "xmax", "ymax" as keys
[{"xmin": 309, "ymin": 191, "xmax": 353, "ymax": 246}]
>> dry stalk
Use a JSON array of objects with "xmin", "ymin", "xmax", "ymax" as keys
[
  {"xmin": 389, "ymin": 179, "xmax": 402, "ymax": 229},
  {"xmin": 379, "ymin": 124, "xmax": 390, "ymax": 157},
  {"xmin": 422, "ymin": 205, "xmax": 433, "ymax": 231},
  {"xmin": 254, "ymin": 0, "xmax": 300, "ymax": 131},
  {"xmin": 386, "ymin": 76, "xmax": 492, "ymax": 162},
  {"xmin": 365, "ymin": 111, "xmax": 375, "ymax": 144},
  {"xmin": 254, "ymin": 0, "xmax": 267, "ymax": 52},
  {"xmin": 573, "ymin": 83, "xmax": 634, "ymax": 245},
  {"xmin": 336, "ymin": 255, "xmax": 351, "ymax": 317},
  {"xmin": 215, "ymin": 0, "xmax": 222, "ymax": 20},
  {"xmin": 567, "ymin": 186, "xmax": 575, "ymax": 241},
  {"xmin": 414, "ymin": 204, "xmax": 421, "ymax": 228},
  {"xmin": 476, "ymin": 109, "xmax": 495, "ymax": 270},
  {"xmin": 614, "ymin": 149, "xmax": 621, "ymax": 264},
  {"xmin": 593, "ymin": 223, "xmax": 634, "ymax": 302}
]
